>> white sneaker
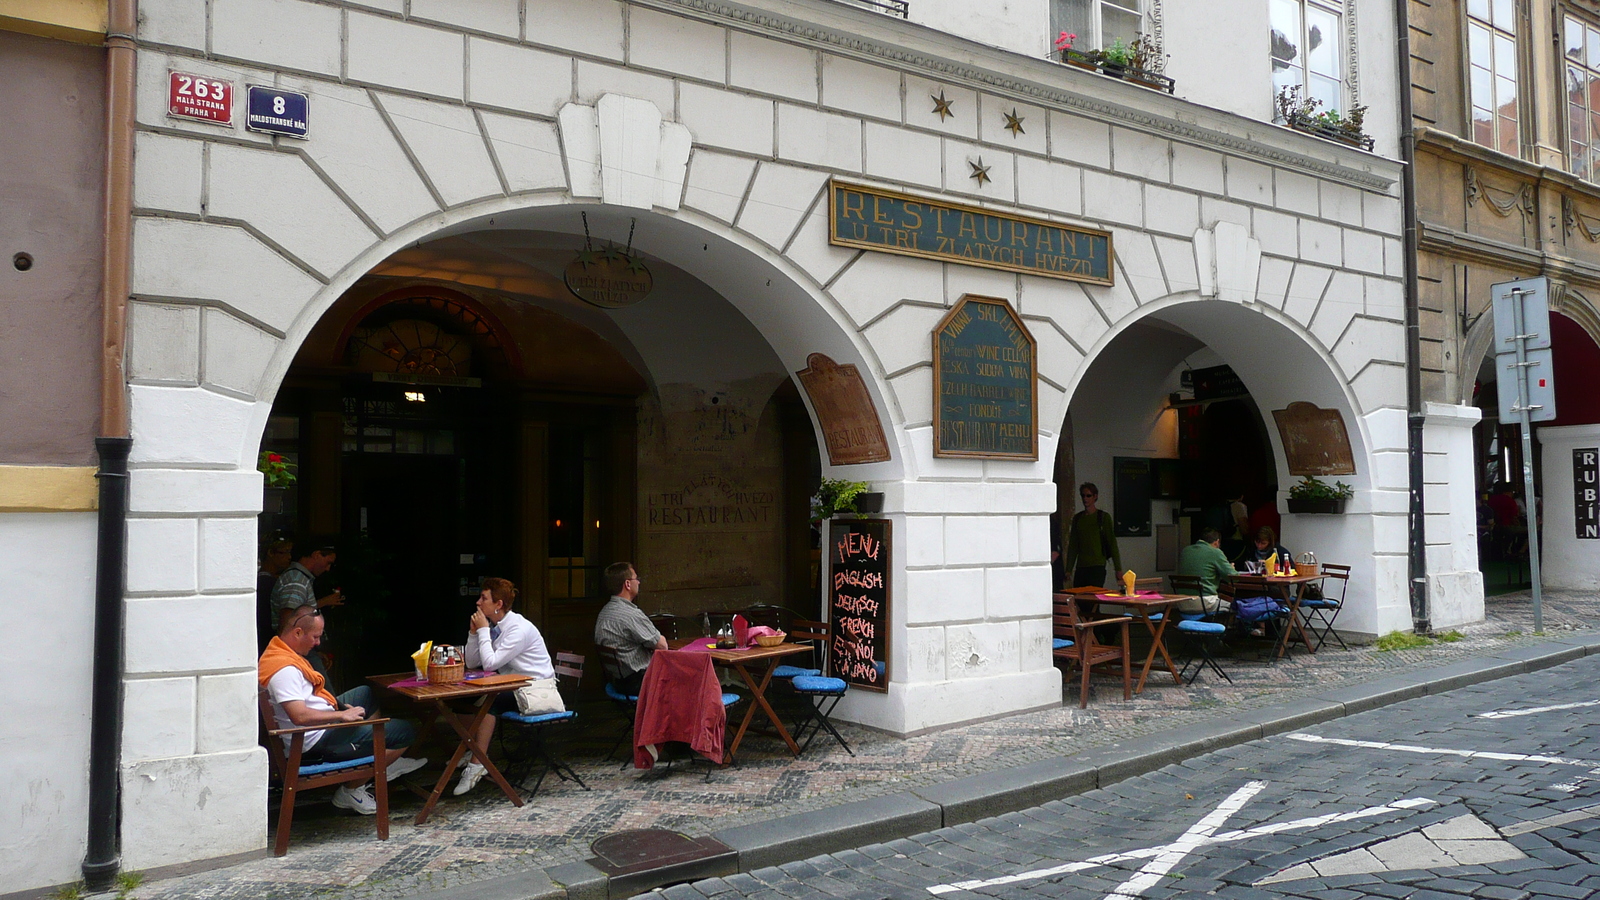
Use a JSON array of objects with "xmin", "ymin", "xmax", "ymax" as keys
[
  {"xmin": 385, "ymin": 756, "xmax": 428, "ymax": 782},
  {"xmin": 452, "ymin": 762, "xmax": 486, "ymax": 796},
  {"xmin": 331, "ymin": 783, "xmax": 377, "ymax": 816}
]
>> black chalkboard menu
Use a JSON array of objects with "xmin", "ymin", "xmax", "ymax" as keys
[
  {"xmin": 826, "ymin": 518, "xmax": 891, "ymax": 692},
  {"xmin": 1113, "ymin": 456, "xmax": 1152, "ymax": 538}
]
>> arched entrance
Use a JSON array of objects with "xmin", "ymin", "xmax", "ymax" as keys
[{"xmin": 1059, "ymin": 297, "xmax": 1400, "ymax": 639}]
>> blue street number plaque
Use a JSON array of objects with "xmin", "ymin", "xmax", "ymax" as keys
[{"xmin": 245, "ymin": 86, "xmax": 308, "ymax": 138}]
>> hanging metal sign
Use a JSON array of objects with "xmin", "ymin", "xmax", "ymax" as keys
[
  {"xmin": 565, "ymin": 214, "xmax": 653, "ymax": 309},
  {"xmin": 245, "ymin": 86, "xmax": 309, "ymax": 138},
  {"xmin": 1576, "ymin": 448, "xmax": 1599, "ymax": 540},
  {"xmin": 167, "ymin": 71, "xmax": 233, "ymax": 125}
]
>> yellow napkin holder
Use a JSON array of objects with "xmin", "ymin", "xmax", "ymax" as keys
[{"xmin": 411, "ymin": 641, "xmax": 433, "ymax": 680}]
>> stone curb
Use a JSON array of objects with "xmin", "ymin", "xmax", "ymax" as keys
[{"xmin": 418, "ymin": 632, "xmax": 1600, "ymax": 900}]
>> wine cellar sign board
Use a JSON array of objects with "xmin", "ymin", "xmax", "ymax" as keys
[
  {"xmin": 827, "ymin": 180, "xmax": 1113, "ymax": 285},
  {"xmin": 795, "ymin": 353, "xmax": 892, "ymax": 466},
  {"xmin": 934, "ymin": 295, "xmax": 1039, "ymax": 459},
  {"xmin": 1272, "ymin": 401, "xmax": 1357, "ymax": 476},
  {"xmin": 827, "ymin": 518, "xmax": 890, "ymax": 692}
]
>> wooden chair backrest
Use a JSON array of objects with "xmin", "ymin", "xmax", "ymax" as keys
[
  {"xmin": 789, "ymin": 619, "xmax": 830, "ymax": 673},
  {"xmin": 648, "ymin": 613, "xmax": 680, "ymax": 640},
  {"xmin": 1133, "ymin": 577, "xmax": 1164, "ymax": 591},
  {"xmin": 594, "ymin": 645, "xmax": 625, "ymax": 683},
  {"xmin": 1320, "ymin": 563, "xmax": 1352, "ymax": 602},
  {"xmin": 258, "ymin": 691, "xmax": 287, "ymax": 780},
  {"xmin": 554, "ymin": 651, "xmax": 584, "ymax": 682},
  {"xmin": 740, "ymin": 604, "xmax": 790, "ymax": 631},
  {"xmin": 1167, "ymin": 574, "xmax": 1205, "ymax": 597},
  {"xmin": 1051, "ymin": 596, "xmax": 1100, "ymax": 652}
]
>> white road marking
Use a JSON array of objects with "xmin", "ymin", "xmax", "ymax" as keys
[
  {"xmin": 923, "ymin": 788, "xmax": 1435, "ymax": 895},
  {"xmin": 1477, "ymin": 699, "xmax": 1600, "ymax": 720},
  {"xmin": 1102, "ymin": 781, "xmax": 1265, "ymax": 900},
  {"xmin": 1285, "ymin": 732, "xmax": 1600, "ymax": 768}
]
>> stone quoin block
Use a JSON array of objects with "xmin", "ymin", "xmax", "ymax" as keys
[
  {"xmin": 1111, "ymin": 126, "xmax": 1170, "ymax": 182},
  {"xmin": 683, "ymin": 149, "xmax": 759, "ymax": 223},
  {"xmin": 125, "ymin": 594, "xmax": 257, "ymax": 675},
  {"xmin": 1171, "ymin": 143, "xmax": 1226, "ymax": 195},
  {"xmin": 480, "ymin": 113, "xmax": 567, "ymax": 195},
  {"xmin": 127, "ymin": 303, "xmax": 200, "ymax": 385},
  {"xmin": 525, "ymin": 0, "xmax": 625, "ymax": 61},
  {"xmin": 376, "ymin": 94, "xmax": 503, "ymax": 207},
  {"xmin": 206, "ymin": 143, "xmax": 377, "ymax": 278},
  {"xmin": 467, "ymin": 38, "xmax": 574, "ymax": 116},
  {"xmin": 628, "ymin": 6, "xmax": 725, "ymax": 83},
  {"xmin": 778, "ymin": 104, "xmax": 863, "ymax": 172},
  {"xmin": 902, "ymin": 515, "xmax": 946, "ymax": 568},
  {"xmin": 985, "ymin": 565, "xmax": 1051, "ymax": 619},
  {"xmin": 678, "ymin": 83, "xmax": 774, "ymax": 156},
  {"xmin": 122, "ymin": 677, "xmax": 197, "ymax": 762},
  {"xmin": 731, "ymin": 31, "xmax": 819, "ymax": 103},
  {"xmin": 129, "ymin": 385, "xmax": 258, "ymax": 466},
  {"xmin": 131, "ymin": 469, "xmax": 263, "ymax": 516},
  {"xmin": 944, "ymin": 515, "xmax": 1020, "ymax": 566},
  {"xmin": 346, "ymin": 13, "xmax": 465, "ymax": 100},
  {"xmin": 200, "ymin": 517, "xmax": 258, "ymax": 592},
  {"xmin": 821, "ymin": 54, "xmax": 902, "ymax": 122},
  {"xmin": 120, "ymin": 748, "xmax": 267, "ymax": 871},
  {"xmin": 125, "ymin": 517, "xmax": 199, "ymax": 594},
  {"xmin": 132, "ymin": 132, "xmax": 203, "ymax": 215},
  {"xmin": 945, "ymin": 620, "xmax": 1022, "ymax": 678},
  {"xmin": 863, "ymin": 122, "xmax": 943, "ymax": 189},
  {"xmin": 1048, "ymin": 110, "xmax": 1111, "ymax": 170},
  {"xmin": 903, "ymin": 625, "xmax": 948, "ymax": 682},
  {"xmin": 410, "ymin": 0, "xmax": 519, "ymax": 38},
  {"xmin": 289, "ymin": 81, "xmax": 441, "ymax": 234},
  {"xmin": 737, "ymin": 163, "xmax": 830, "ymax": 251},
  {"xmin": 197, "ymin": 671, "xmax": 261, "ymax": 754},
  {"xmin": 1273, "ymin": 169, "xmax": 1320, "ymax": 217},
  {"xmin": 210, "ymin": 0, "xmax": 342, "ymax": 77},
  {"xmin": 131, "ymin": 218, "xmax": 323, "ymax": 333},
  {"xmin": 1018, "ymin": 513, "xmax": 1052, "ymax": 564},
  {"xmin": 905, "ymin": 566, "xmax": 984, "ymax": 625}
]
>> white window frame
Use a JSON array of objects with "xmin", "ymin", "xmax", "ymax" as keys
[
  {"xmin": 1465, "ymin": 0, "xmax": 1521, "ymax": 156},
  {"xmin": 1563, "ymin": 10, "xmax": 1600, "ymax": 179},
  {"xmin": 1052, "ymin": 0, "xmax": 1153, "ymax": 56},
  {"xmin": 1271, "ymin": 0, "xmax": 1357, "ymax": 115}
]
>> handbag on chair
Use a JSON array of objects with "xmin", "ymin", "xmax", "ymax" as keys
[{"xmin": 513, "ymin": 677, "xmax": 566, "ymax": 716}]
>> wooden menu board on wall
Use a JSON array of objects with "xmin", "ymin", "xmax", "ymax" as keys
[
  {"xmin": 1272, "ymin": 401, "xmax": 1357, "ymax": 476},
  {"xmin": 826, "ymin": 518, "xmax": 890, "ymax": 692}
]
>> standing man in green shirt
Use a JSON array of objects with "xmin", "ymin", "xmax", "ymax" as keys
[
  {"xmin": 1064, "ymin": 482, "xmax": 1123, "ymax": 589},
  {"xmin": 1174, "ymin": 527, "xmax": 1238, "ymax": 614}
]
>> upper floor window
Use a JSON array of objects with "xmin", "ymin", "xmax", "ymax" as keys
[
  {"xmin": 1271, "ymin": 0, "xmax": 1346, "ymax": 112},
  {"xmin": 1467, "ymin": 0, "xmax": 1520, "ymax": 156},
  {"xmin": 1565, "ymin": 14, "xmax": 1600, "ymax": 179},
  {"xmin": 1053, "ymin": 0, "xmax": 1143, "ymax": 53}
]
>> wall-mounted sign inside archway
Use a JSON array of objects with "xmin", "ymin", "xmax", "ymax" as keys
[
  {"xmin": 1272, "ymin": 401, "xmax": 1357, "ymax": 475},
  {"xmin": 828, "ymin": 179, "xmax": 1113, "ymax": 285},
  {"xmin": 564, "ymin": 246, "xmax": 653, "ymax": 309},
  {"xmin": 933, "ymin": 295, "xmax": 1039, "ymax": 460},
  {"xmin": 796, "ymin": 353, "xmax": 892, "ymax": 465}
]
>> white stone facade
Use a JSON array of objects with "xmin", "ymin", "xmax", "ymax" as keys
[{"xmin": 8, "ymin": 0, "xmax": 1487, "ymax": 890}]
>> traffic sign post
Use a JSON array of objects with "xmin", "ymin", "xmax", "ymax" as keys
[{"xmin": 1491, "ymin": 277, "xmax": 1558, "ymax": 631}]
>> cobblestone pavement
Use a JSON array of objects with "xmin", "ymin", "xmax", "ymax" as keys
[
  {"xmin": 130, "ymin": 589, "xmax": 1596, "ymax": 900},
  {"xmin": 671, "ymin": 645, "xmax": 1600, "ymax": 900}
]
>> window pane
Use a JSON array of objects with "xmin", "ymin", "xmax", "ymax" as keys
[
  {"xmin": 1052, "ymin": 0, "xmax": 1093, "ymax": 45},
  {"xmin": 1567, "ymin": 17, "xmax": 1585, "ymax": 60},
  {"xmin": 1473, "ymin": 107, "xmax": 1494, "ymax": 145},
  {"xmin": 1273, "ymin": 63, "xmax": 1301, "ymax": 97},
  {"xmin": 1467, "ymin": 0, "xmax": 1489, "ymax": 21},
  {"xmin": 1104, "ymin": 0, "xmax": 1139, "ymax": 11},
  {"xmin": 1471, "ymin": 65, "xmax": 1493, "ymax": 110},
  {"xmin": 1500, "ymin": 116, "xmax": 1518, "ymax": 154},
  {"xmin": 1469, "ymin": 23, "xmax": 1491, "ymax": 70},
  {"xmin": 1102, "ymin": 6, "xmax": 1140, "ymax": 47},
  {"xmin": 1271, "ymin": 0, "xmax": 1301, "ymax": 68},
  {"xmin": 1310, "ymin": 74, "xmax": 1341, "ymax": 111},
  {"xmin": 1491, "ymin": 0, "xmax": 1512, "ymax": 29},
  {"xmin": 1589, "ymin": 27, "xmax": 1600, "ymax": 69},
  {"xmin": 1306, "ymin": 7, "xmax": 1340, "ymax": 78},
  {"xmin": 1497, "ymin": 75, "xmax": 1518, "ymax": 115}
]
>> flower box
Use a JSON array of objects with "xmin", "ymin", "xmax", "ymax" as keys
[
  {"xmin": 1058, "ymin": 49, "xmax": 1174, "ymax": 94},
  {"xmin": 1285, "ymin": 111, "xmax": 1374, "ymax": 151},
  {"xmin": 1286, "ymin": 498, "xmax": 1346, "ymax": 515}
]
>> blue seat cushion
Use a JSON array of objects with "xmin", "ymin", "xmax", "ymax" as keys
[
  {"xmin": 1300, "ymin": 599, "xmax": 1339, "ymax": 608},
  {"xmin": 1119, "ymin": 611, "xmax": 1163, "ymax": 621},
  {"xmin": 720, "ymin": 692, "xmax": 742, "ymax": 707},
  {"xmin": 1176, "ymin": 620, "xmax": 1226, "ymax": 635},
  {"xmin": 604, "ymin": 682, "xmax": 639, "ymax": 703},
  {"xmin": 1052, "ymin": 637, "xmax": 1075, "ymax": 650},
  {"xmin": 500, "ymin": 710, "xmax": 576, "ymax": 726},
  {"xmin": 772, "ymin": 665, "xmax": 821, "ymax": 678},
  {"xmin": 299, "ymin": 755, "xmax": 374, "ymax": 776},
  {"xmin": 791, "ymin": 675, "xmax": 848, "ymax": 694}
]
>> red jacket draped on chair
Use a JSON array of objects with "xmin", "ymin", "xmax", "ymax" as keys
[{"xmin": 633, "ymin": 649, "xmax": 725, "ymax": 768}]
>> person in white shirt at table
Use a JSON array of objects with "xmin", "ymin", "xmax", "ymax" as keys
[{"xmin": 453, "ymin": 576, "xmax": 554, "ymax": 795}]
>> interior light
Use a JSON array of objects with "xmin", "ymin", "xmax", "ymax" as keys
[
  {"xmin": 554, "ymin": 519, "xmax": 562, "ymax": 528},
  {"xmin": 403, "ymin": 391, "xmax": 426, "ymax": 402},
  {"xmin": 594, "ymin": 520, "xmax": 601, "ymax": 528}
]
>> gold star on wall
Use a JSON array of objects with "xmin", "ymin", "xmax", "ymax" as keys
[
  {"xmin": 1003, "ymin": 108, "xmax": 1026, "ymax": 137},
  {"xmin": 931, "ymin": 90, "xmax": 954, "ymax": 121},
  {"xmin": 969, "ymin": 157, "xmax": 992, "ymax": 186}
]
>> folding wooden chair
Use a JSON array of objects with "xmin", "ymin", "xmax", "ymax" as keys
[
  {"xmin": 1167, "ymin": 575, "xmax": 1231, "ymax": 684},
  {"xmin": 595, "ymin": 645, "xmax": 640, "ymax": 767},
  {"xmin": 1301, "ymin": 564, "xmax": 1351, "ymax": 650},
  {"xmin": 1051, "ymin": 594, "xmax": 1131, "ymax": 708},
  {"xmin": 260, "ymin": 692, "xmax": 389, "ymax": 857},
  {"xmin": 497, "ymin": 651, "xmax": 590, "ymax": 796},
  {"xmin": 785, "ymin": 619, "xmax": 853, "ymax": 756}
]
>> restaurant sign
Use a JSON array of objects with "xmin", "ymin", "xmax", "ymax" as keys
[
  {"xmin": 1576, "ymin": 448, "xmax": 1599, "ymax": 540},
  {"xmin": 827, "ymin": 180, "xmax": 1113, "ymax": 285},
  {"xmin": 933, "ymin": 295, "xmax": 1038, "ymax": 460},
  {"xmin": 827, "ymin": 518, "xmax": 890, "ymax": 692}
]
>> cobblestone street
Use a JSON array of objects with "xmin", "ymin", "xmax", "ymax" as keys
[
  {"xmin": 672, "ymin": 648, "xmax": 1600, "ymax": 900},
  {"xmin": 123, "ymin": 589, "xmax": 1597, "ymax": 900}
]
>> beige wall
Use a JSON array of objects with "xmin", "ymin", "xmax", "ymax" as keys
[{"xmin": 0, "ymin": 30, "xmax": 104, "ymax": 465}]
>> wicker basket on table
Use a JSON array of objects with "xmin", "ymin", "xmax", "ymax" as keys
[
  {"xmin": 753, "ymin": 632, "xmax": 787, "ymax": 648},
  {"xmin": 427, "ymin": 648, "xmax": 465, "ymax": 684}
]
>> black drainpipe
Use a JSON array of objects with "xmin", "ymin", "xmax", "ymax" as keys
[
  {"xmin": 84, "ymin": 436, "xmax": 131, "ymax": 891},
  {"xmin": 1395, "ymin": 0, "xmax": 1431, "ymax": 633}
]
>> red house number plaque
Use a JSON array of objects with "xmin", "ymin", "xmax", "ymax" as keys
[{"xmin": 168, "ymin": 71, "xmax": 233, "ymax": 125}]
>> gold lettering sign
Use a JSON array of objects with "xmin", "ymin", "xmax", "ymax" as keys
[
  {"xmin": 933, "ymin": 295, "xmax": 1039, "ymax": 460},
  {"xmin": 828, "ymin": 179, "xmax": 1113, "ymax": 285},
  {"xmin": 564, "ymin": 247, "xmax": 653, "ymax": 309}
]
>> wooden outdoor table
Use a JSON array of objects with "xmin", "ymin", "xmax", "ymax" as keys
[
  {"xmin": 668, "ymin": 639, "xmax": 813, "ymax": 761},
  {"xmin": 1228, "ymin": 573, "xmax": 1326, "ymax": 660},
  {"xmin": 369, "ymin": 672, "xmax": 530, "ymax": 824},
  {"xmin": 1086, "ymin": 593, "xmax": 1193, "ymax": 693}
]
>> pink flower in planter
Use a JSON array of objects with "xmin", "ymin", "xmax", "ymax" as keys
[{"xmin": 1055, "ymin": 31, "xmax": 1076, "ymax": 50}]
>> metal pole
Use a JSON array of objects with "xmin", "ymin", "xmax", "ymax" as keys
[
  {"xmin": 1394, "ymin": 0, "xmax": 1430, "ymax": 633},
  {"xmin": 1508, "ymin": 290, "xmax": 1544, "ymax": 631},
  {"xmin": 83, "ymin": 437, "xmax": 131, "ymax": 891}
]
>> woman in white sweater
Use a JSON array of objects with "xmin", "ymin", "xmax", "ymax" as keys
[{"xmin": 454, "ymin": 577, "xmax": 554, "ymax": 795}]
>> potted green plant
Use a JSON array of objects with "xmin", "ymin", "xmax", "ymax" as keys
[
  {"xmin": 812, "ymin": 478, "xmax": 881, "ymax": 519},
  {"xmin": 1055, "ymin": 32, "xmax": 1173, "ymax": 93},
  {"xmin": 1286, "ymin": 476, "xmax": 1354, "ymax": 514},
  {"xmin": 258, "ymin": 450, "xmax": 296, "ymax": 513},
  {"xmin": 1274, "ymin": 86, "xmax": 1374, "ymax": 150}
]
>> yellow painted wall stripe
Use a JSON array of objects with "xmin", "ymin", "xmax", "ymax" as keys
[
  {"xmin": 0, "ymin": 0, "xmax": 107, "ymax": 44},
  {"xmin": 0, "ymin": 465, "xmax": 99, "ymax": 512}
]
